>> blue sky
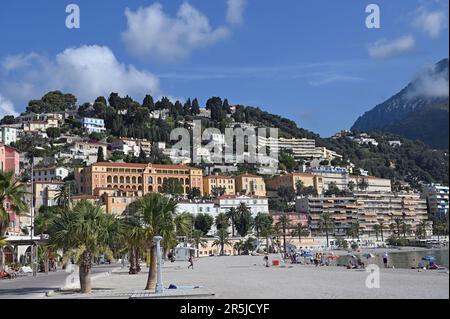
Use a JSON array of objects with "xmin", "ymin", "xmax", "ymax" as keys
[{"xmin": 0, "ymin": 0, "xmax": 448, "ymax": 137}]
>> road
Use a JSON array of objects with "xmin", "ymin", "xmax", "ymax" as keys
[{"xmin": 0, "ymin": 264, "xmax": 120, "ymax": 299}]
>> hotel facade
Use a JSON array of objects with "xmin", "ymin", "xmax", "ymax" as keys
[{"xmin": 74, "ymin": 162, "xmax": 203, "ymax": 196}]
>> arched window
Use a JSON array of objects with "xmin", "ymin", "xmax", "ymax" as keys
[
  {"xmin": 148, "ymin": 185, "xmax": 153, "ymax": 192},
  {"xmin": 126, "ymin": 176, "xmax": 131, "ymax": 184},
  {"xmin": 180, "ymin": 178, "xmax": 184, "ymax": 185},
  {"xmin": 185, "ymin": 178, "xmax": 190, "ymax": 185},
  {"xmin": 138, "ymin": 186, "xmax": 142, "ymax": 191},
  {"xmin": 157, "ymin": 177, "xmax": 162, "ymax": 184},
  {"xmin": 107, "ymin": 185, "xmax": 112, "ymax": 188},
  {"xmin": 132, "ymin": 176, "xmax": 136, "ymax": 183},
  {"xmin": 148, "ymin": 176, "xmax": 153, "ymax": 184},
  {"xmin": 107, "ymin": 176, "xmax": 112, "ymax": 183},
  {"xmin": 113, "ymin": 176, "xmax": 118, "ymax": 183},
  {"xmin": 120, "ymin": 176, "xmax": 125, "ymax": 183},
  {"xmin": 158, "ymin": 186, "xmax": 162, "ymax": 192},
  {"xmin": 120, "ymin": 185, "xmax": 124, "ymax": 189},
  {"xmin": 138, "ymin": 177, "xmax": 143, "ymax": 184},
  {"xmin": 132, "ymin": 185, "xmax": 136, "ymax": 190}
]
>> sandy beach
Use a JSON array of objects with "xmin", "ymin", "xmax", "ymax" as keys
[{"xmin": 49, "ymin": 254, "xmax": 449, "ymax": 299}]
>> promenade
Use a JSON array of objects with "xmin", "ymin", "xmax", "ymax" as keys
[{"xmin": 47, "ymin": 254, "xmax": 449, "ymax": 299}]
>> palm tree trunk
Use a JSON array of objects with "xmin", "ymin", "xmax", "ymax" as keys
[
  {"xmin": 129, "ymin": 247, "xmax": 138, "ymax": 274},
  {"xmin": 145, "ymin": 245, "xmax": 157, "ymax": 291},
  {"xmin": 0, "ymin": 247, "xmax": 4, "ymax": 272},
  {"xmin": 79, "ymin": 250, "xmax": 92, "ymax": 294},
  {"xmin": 325, "ymin": 229, "xmax": 329, "ymax": 248},
  {"xmin": 381, "ymin": 228, "xmax": 384, "ymax": 242}
]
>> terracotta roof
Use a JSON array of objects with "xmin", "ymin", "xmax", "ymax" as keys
[
  {"xmin": 204, "ymin": 175, "xmax": 234, "ymax": 180},
  {"xmin": 235, "ymin": 174, "xmax": 262, "ymax": 178},
  {"xmin": 34, "ymin": 181, "xmax": 64, "ymax": 185},
  {"xmin": 217, "ymin": 194, "xmax": 267, "ymax": 200},
  {"xmin": 93, "ymin": 162, "xmax": 197, "ymax": 171}
]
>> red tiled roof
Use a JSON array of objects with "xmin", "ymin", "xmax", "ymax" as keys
[
  {"xmin": 93, "ymin": 162, "xmax": 196, "ymax": 170},
  {"xmin": 217, "ymin": 194, "xmax": 267, "ymax": 200},
  {"xmin": 235, "ymin": 174, "xmax": 262, "ymax": 178},
  {"xmin": 34, "ymin": 181, "xmax": 64, "ymax": 185},
  {"xmin": 204, "ymin": 175, "xmax": 234, "ymax": 180}
]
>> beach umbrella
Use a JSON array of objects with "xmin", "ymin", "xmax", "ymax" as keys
[{"xmin": 422, "ymin": 256, "xmax": 435, "ymax": 262}]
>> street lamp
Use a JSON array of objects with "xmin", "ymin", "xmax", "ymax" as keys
[{"xmin": 153, "ymin": 236, "xmax": 164, "ymax": 294}]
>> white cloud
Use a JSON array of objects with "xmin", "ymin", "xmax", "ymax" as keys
[
  {"xmin": 0, "ymin": 94, "xmax": 18, "ymax": 118},
  {"xmin": 309, "ymin": 74, "xmax": 363, "ymax": 86},
  {"xmin": 368, "ymin": 35, "xmax": 415, "ymax": 59},
  {"xmin": 226, "ymin": 0, "xmax": 247, "ymax": 27},
  {"xmin": 408, "ymin": 63, "xmax": 449, "ymax": 98},
  {"xmin": 0, "ymin": 45, "xmax": 161, "ymax": 110},
  {"xmin": 122, "ymin": 2, "xmax": 230, "ymax": 62},
  {"xmin": 413, "ymin": 6, "xmax": 447, "ymax": 39}
]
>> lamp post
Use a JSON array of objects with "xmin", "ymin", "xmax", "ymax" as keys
[{"xmin": 153, "ymin": 236, "xmax": 163, "ymax": 294}]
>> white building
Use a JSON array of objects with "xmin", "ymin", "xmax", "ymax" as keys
[
  {"xmin": 110, "ymin": 138, "xmax": 151, "ymax": 157},
  {"xmin": 149, "ymin": 109, "xmax": 169, "ymax": 120},
  {"xmin": 69, "ymin": 141, "xmax": 108, "ymax": 164},
  {"xmin": 214, "ymin": 195, "xmax": 269, "ymax": 216},
  {"xmin": 81, "ymin": 117, "xmax": 106, "ymax": 133},
  {"xmin": 0, "ymin": 126, "xmax": 18, "ymax": 145},
  {"xmin": 32, "ymin": 166, "xmax": 70, "ymax": 182}
]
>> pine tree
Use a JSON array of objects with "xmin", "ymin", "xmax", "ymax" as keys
[
  {"xmin": 191, "ymin": 98, "xmax": 200, "ymax": 114},
  {"xmin": 143, "ymin": 95, "xmax": 155, "ymax": 112},
  {"xmin": 97, "ymin": 147, "xmax": 105, "ymax": 162}
]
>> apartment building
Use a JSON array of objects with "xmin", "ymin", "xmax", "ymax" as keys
[
  {"xmin": 203, "ymin": 175, "xmax": 236, "ymax": 196},
  {"xmin": 70, "ymin": 140, "xmax": 108, "ymax": 164},
  {"xmin": 214, "ymin": 195, "xmax": 269, "ymax": 216},
  {"xmin": 297, "ymin": 192, "xmax": 428, "ymax": 238},
  {"xmin": 266, "ymin": 172, "xmax": 323, "ymax": 195},
  {"xmin": 234, "ymin": 173, "xmax": 266, "ymax": 197},
  {"xmin": 22, "ymin": 117, "xmax": 60, "ymax": 132},
  {"xmin": 33, "ymin": 166, "xmax": 69, "ymax": 182},
  {"xmin": 422, "ymin": 184, "xmax": 449, "ymax": 221},
  {"xmin": 81, "ymin": 117, "xmax": 106, "ymax": 133},
  {"xmin": 93, "ymin": 187, "xmax": 141, "ymax": 217},
  {"xmin": 33, "ymin": 181, "xmax": 64, "ymax": 212},
  {"xmin": 74, "ymin": 162, "xmax": 203, "ymax": 196},
  {"xmin": 258, "ymin": 136, "xmax": 343, "ymax": 161},
  {"xmin": 110, "ymin": 137, "xmax": 151, "ymax": 157},
  {"xmin": 349, "ymin": 176, "xmax": 392, "ymax": 192},
  {"xmin": 0, "ymin": 126, "xmax": 18, "ymax": 145},
  {"xmin": 306, "ymin": 166, "xmax": 350, "ymax": 192},
  {"xmin": 0, "ymin": 143, "xmax": 20, "ymax": 176}
]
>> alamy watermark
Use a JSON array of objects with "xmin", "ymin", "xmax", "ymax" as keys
[{"xmin": 365, "ymin": 264, "xmax": 380, "ymax": 289}]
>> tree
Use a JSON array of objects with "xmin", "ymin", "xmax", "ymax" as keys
[
  {"xmin": 191, "ymin": 98, "xmax": 200, "ymax": 115},
  {"xmin": 215, "ymin": 213, "xmax": 230, "ymax": 231},
  {"xmin": 0, "ymin": 115, "xmax": 15, "ymax": 125},
  {"xmin": 233, "ymin": 240, "xmax": 244, "ymax": 255},
  {"xmin": 347, "ymin": 222, "xmax": 360, "ymax": 240},
  {"xmin": 276, "ymin": 213, "xmax": 291, "ymax": 257},
  {"xmin": 190, "ymin": 229, "xmax": 208, "ymax": 257},
  {"xmin": 55, "ymin": 183, "xmax": 72, "ymax": 209},
  {"xmin": 187, "ymin": 187, "xmax": 201, "ymax": 200},
  {"xmin": 161, "ymin": 178, "xmax": 184, "ymax": 197},
  {"xmin": 277, "ymin": 186, "xmax": 296, "ymax": 204},
  {"xmin": 46, "ymin": 127, "xmax": 61, "ymax": 139},
  {"xmin": 295, "ymin": 180, "xmax": 304, "ymax": 196},
  {"xmin": 0, "ymin": 171, "xmax": 29, "ymax": 271},
  {"xmin": 347, "ymin": 181, "xmax": 356, "ymax": 192},
  {"xmin": 211, "ymin": 186, "xmax": 226, "ymax": 198},
  {"xmin": 97, "ymin": 147, "xmax": 105, "ymax": 162},
  {"xmin": 143, "ymin": 95, "xmax": 155, "ymax": 112},
  {"xmin": 373, "ymin": 224, "xmax": 382, "ymax": 241},
  {"xmin": 225, "ymin": 208, "xmax": 239, "ymax": 237},
  {"xmin": 415, "ymin": 220, "xmax": 428, "ymax": 239},
  {"xmin": 212, "ymin": 228, "xmax": 232, "ymax": 256},
  {"xmin": 194, "ymin": 213, "xmax": 214, "ymax": 236},
  {"xmin": 130, "ymin": 193, "xmax": 178, "ymax": 290},
  {"xmin": 254, "ymin": 213, "xmax": 273, "ymax": 252},
  {"xmin": 120, "ymin": 216, "xmax": 145, "ymax": 274},
  {"xmin": 48, "ymin": 200, "xmax": 118, "ymax": 293},
  {"xmin": 325, "ymin": 182, "xmax": 341, "ymax": 196},
  {"xmin": 319, "ymin": 212, "xmax": 334, "ymax": 248},
  {"xmin": 291, "ymin": 223, "xmax": 309, "ymax": 245},
  {"xmin": 235, "ymin": 203, "xmax": 254, "ymax": 237},
  {"xmin": 357, "ymin": 179, "xmax": 369, "ymax": 191}
]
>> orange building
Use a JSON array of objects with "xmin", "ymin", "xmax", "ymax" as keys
[
  {"xmin": 74, "ymin": 162, "xmax": 203, "ymax": 196},
  {"xmin": 234, "ymin": 174, "xmax": 266, "ymax": 197},
  {"xmin": 266, "ymin": 172, "xmax": 323, "ymax": 194},
  {"xmin": 203, "ymin": 175, "xmax": 236, "ymax": 196}
]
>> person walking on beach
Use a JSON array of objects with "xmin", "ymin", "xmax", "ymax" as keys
[
  {"xmin": 264, "ymin": 253, "xmax": 270, "ymax": 267},
  {"xmin": 382, "ymin": 252, "xmax": 388, "ymax": 268},
  {"xmin": 188, "ymin": 255, "xmax": 194, "ymax": 269}
]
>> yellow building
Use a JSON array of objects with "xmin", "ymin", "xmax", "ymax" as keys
[
  {"xmin": 266, "ymin": 172, "xmax": 323, "ymax": 194},
  {"xmin": 234, "ymin": 174, "xmax": 266, "ymax": 197},
  {"xmin": 74, "ymin": 162, "xmax": 203, "ymax": 196},
  {"xmin": 203, "ymin": 175, "xmax": 236, "ymax": 196}
]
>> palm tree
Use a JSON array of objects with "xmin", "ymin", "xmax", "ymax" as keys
[
  {"xmin": 225, "ymin": 207, "xmax": 238, "ymax": 237},
  {"xmin": 348, "ymin": 222, "xmax": 360, "ymax": 240},
  {"xmin": 233, "ymin": 240, "xmax": 244, "ymax": 255},
  {"xmin": 215, "ymin": 213, "xmax": 230, "ymax": 231},
  {"xmin": 131, "ymin": 193, "xmax": 178, "ymax": 291},
  {"xmin": 235, "ymin": 203, "xmax": 253, "ymax": 237},
  {"xmin": 120, "ymin": 216, "xmax": 146, "ymax": 274},
  {"xmin": 55, "ymin": 183, "xmax": 72, "ymax": 209},
  {"xmin": 0, "ymin": 171, "xmax": 29, "ymax": 271},
  {"xmin": 260, "ymin": 226, "xmax": 274, "ymax": 253},
  {"xmin": 49, "ymin": 200, "xmax": 118, "ymax": 293},
  {"xmin": 379, "ymin": 222, "xmax": 385, "ymax": 242},
  {"xmin": 275, "ymin": 213, "xmax": 291, "ymax": 257},
  {"xmin": 291, "ymin": 223, "xmax": 309, "ymax": 246},
  {"xmin": 190, "ymin": 229, "xmax": 208, "ymax": 257},
  {"xmin": 319, "ymin": 212, "xmax": 334, "ymax": 248},
  {"xmin": 254, "ymin": 213, "xmax": 273, "ymax": 252},
  {"xmin": 373, "ymin": 224, "xmax": 381, "ymax": 241},
  {"xmin": 415, "ymin": 220, "xmax": 428, "ymax": 239},
  {"xmin": 212, "ymin": 228, "xmax": 232, "ymax": 256}
]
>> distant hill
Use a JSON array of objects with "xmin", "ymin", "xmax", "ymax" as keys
[{"xmin": 352, "ymin": 58, "xmax": 449, "ymax": 149}]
